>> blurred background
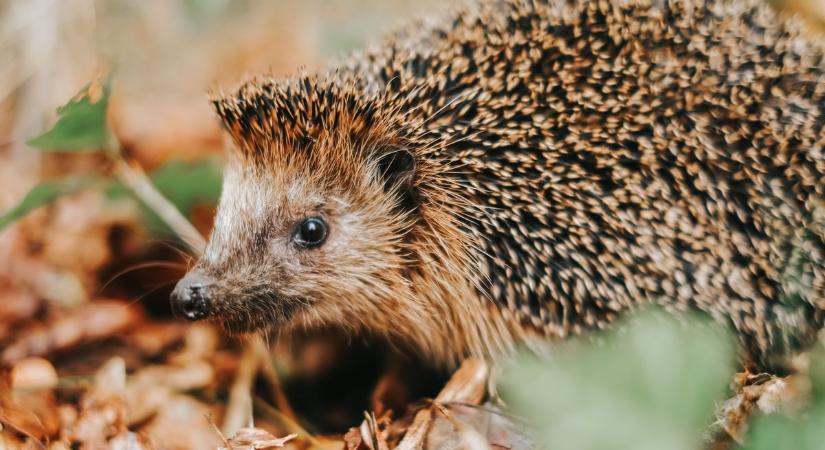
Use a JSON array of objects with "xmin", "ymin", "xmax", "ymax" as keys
[
  {"xmin": 0, "ymin": 0, "xmax": 824, "ymax": 449},
  {"xmin": 0, "ymin": 0, "xmax": 442, "ymax": 176}
]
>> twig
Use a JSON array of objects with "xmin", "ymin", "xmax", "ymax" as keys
[
  {"xmin": 253, "ymin": 397, "xmax": 325, "ymax": 449},
  {"xmin": 112, "ymin": 157, "xmax": 206, "ymax": 255},
  {"xmin": 206, "ymin": 413, "xmax": 234, "ymax": 450},
  {"xmin": 253, "ymin": 338, "xmax": 298, "ymax": 420},
  {"xmin": 222, "ymin": 342, "xmax": 259, "ymax": 436},
  {"xmin": 361, "ymin": 412, "xmax": 390, "ymax": 450}
]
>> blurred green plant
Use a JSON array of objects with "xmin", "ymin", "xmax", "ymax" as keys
[
  {"xmin": 0, "ymin": 76, "xmax": 220, "ymax": 251},
  {"xmin": 0, "ymin": 177, "xmax": 96, "ymax": 230},
  {"xmin": 501, "ymin": 309, "xmax": 825, "ymax": 450},
  {"xmin": 501, "ymin": 309, "xmax": 736, "ymax": 450},
  {"xmin": 106, "ymin": 158, "xmax": 223, "ymax": 235}
]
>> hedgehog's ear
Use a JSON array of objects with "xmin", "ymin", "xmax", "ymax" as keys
[{"xmin": 375, "ymin": 148, "xmax": 417, "ymax": 209}]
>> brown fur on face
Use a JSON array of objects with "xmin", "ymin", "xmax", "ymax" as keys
[{"xmin": 198, "ymin": 81, "xmax": 515, "ymax": 364}]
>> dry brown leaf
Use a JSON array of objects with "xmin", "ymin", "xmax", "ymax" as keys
[
  {"xmin": 120, "ymin": 323, "xmax": 219, "ymax": 426},
  {"xmin": 396, "ymin": 358, "xmax": 488, "ymax": 450},
  {"xmin": 142, "ymin": 395, "xmax": 223, "ymax": 450},
  {"xmin": 358, "ymin": 412, "xmax": 391, "ymax": 450},
  {"xmin": 35, "ymin": 191, "xmax": 137, "ymax": 288},
  {"xmin": 122, "ymin": 322, "xmax": 188, "ymax": 358},
  {"xmin": 0, "ymin": 394, "xmax": 61, "ymax": 443},
  {"xmin": 344, "ymin": 426, "xmax": 365, "ymax": 450},
  {"xmin": 109, "ymin": 431, "xmax": 154, "ymax": 450},
  {"xmin": 0, "ymin": 282, "xmax": 41, "ymax": 342},
  {"xmin": 2, "ymin": 300, "xmax": 143, "ymax": 364},
  {"xmin": 10, "ymin": 358, "xmax": 58, "ymax": 391},
  {"xmin": 428, "ymin": 403, "xmax": 490, "ymax": 450},
  {"xmin": 425, "ymin": 403, "xmax": 535, "ymax": 450},
  {"xmin": 133, "ymin": 361, "xmax": 215, "ymax": 392},
  {"xmin": 71, "ymin": 357, "xmax": 128, "ymax": 448},
  {"xmin": 221, "ymin": 428, "xmax": 297, "ymax": 450},
  {"xmin": 167, "ymin": 323, "xmax": 219, "ymax": 365},
  {"xmin": 0, "ymin": 368, "xmax": 61, "ymax": 443},
  {"xmin": 0, "ymin": 429, "xmax": 28, "ymax": 450},
  {"xmin": 123, "ymin": 361, "xmax": 215, "ymax": 426},
  {"xmin": 309, "ymin": 436, "xmax": 349, "ymax": 450}
]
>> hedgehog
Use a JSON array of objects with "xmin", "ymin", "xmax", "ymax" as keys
[{"xmin": 170, "ymin": 0, "xmax": 825, "ymax": 371}]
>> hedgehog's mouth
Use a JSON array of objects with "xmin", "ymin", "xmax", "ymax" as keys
[{"xmin": 213, "ymin": 295, "xmax": 306, "ymax": 335}]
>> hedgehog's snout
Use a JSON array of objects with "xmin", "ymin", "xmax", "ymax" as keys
[{"xmin": 170, "ymin": 271, "xmax": 213, "ymax": 321}]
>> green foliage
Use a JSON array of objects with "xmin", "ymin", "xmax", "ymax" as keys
[
  {"xmin": 810, "ymin": 346, "xmax": 825, "ymax": 406},
  {"xmin": 27, "ymin": 79, "xmax": 113, "ymax": 152},
  {"xmin": 106, "ymin": 158, "xmax": 223, "ymax": 233},
  {"xmin": 743, "ymin": 413, "xmax": 825, "ymax": 450},
  {"xmin": 501, "ymin": 309, "xmax": 825, "ymax": 450},
  {"xmin": 184, "ymin": 0, "xmax": 230, "ymax": 24},
  {"xmin": 3, "ymin": 78, "xmax": 113, "ymax": 231},
  {"xmin": 742, "ymin": 345, "xmax": 825, "ymax": 450},
  {"xmin": 5, "ymin": 76, "xmax": 223, "ymax": 236},
  {"xmin": 500, "ymin": 309, "xmax": 736, "ymax": 450},
  {"xmin": 148, "ymin": 159, "xmax": 223, "ymax": 213},
  {"xmin": 0, "ymin": 177, "xmax": 95, "ymax": 230}
]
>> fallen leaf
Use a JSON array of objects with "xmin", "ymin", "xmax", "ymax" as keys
[
  {"xmin": 221, "ymin": 428, "xmax": 297, "ymax": 450},
  {"xmin": 142, "ymin": 396, "xmax": 224, "ymax": 450},
  {"xmin": 10, "ymin": 357, "xmax": 58, "ymax": 391},
  {"xmin": 109, "ymin": 431, "xmax": 154, "ymax": 450},
  {"xmin": 396, "ymin": 358, "xmax": 488, "ymax": 450},
  {"xmin": 0, "ymin": 372, "xmax": 62, "ymax": 443},
  {"xmin": 358, "ymin": 412, "xmax": 391, "ymax": 450},
  {"xmin": 71, "ymin": 357, "xmax": 127, "ymax": 448},
  {"xmin": 0, "ymin": 282, "xmax": 41, "ymax": 341},
  {"xmin": 2, "ymin": 300, "xmax": 143, "ymax": 364},
  {"xmin": 124, "ymin": 361, "xmax": 215, "ymax": 425},
  {"xmin": 344, "ymin": 426, "xmax": 365, "ymax": 450}
]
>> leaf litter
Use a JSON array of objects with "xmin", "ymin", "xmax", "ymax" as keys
[{"xmin": 3, "ymin": 11, "xmax": 824, "ymax": 447}]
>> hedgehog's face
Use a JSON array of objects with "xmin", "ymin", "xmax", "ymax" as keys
[{"xmin": 170, "ymin": 145, "xmax": 417, "ymax": 335}]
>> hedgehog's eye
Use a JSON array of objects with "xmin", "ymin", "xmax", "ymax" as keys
[{"xmin": 293, "ymin": 217, "xmax": 328, "ymax": 248}]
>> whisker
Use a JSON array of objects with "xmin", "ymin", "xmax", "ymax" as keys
[
  {"xmin": 125, "ymin": 280, "xmax": 178, "ymax": 308},
  {"xmin": 98, "ymin": 261, "xmax": 187, "ymax": 294},
  {"xmin": 151, "ymin": 239, "xmax": 197, "ymax": 262}
]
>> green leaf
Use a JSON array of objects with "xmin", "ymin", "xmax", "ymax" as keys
[
  {"xmin": 147, "ymin": 158, "xmax": 223, "ymax": 213},
  {"xmin": 0, "ymin": 178, "xmax": 94, "ymax": 230},
  {"xmin": 811, "ymin": 345, "xmax": 825, "ymax": 409},
  {"xmin": 743, "ymin": 410, "xmax": 825, "ymax": 450},
  {"xmin": 28, "ymin": 78, "xmax": 112, "ymax": 152},
  {"xmin": 500, "ymin": 308, "xmax": 735, "ymax": 450},
  {"xmin": 185, "ymin": 0, "xmax": 230, "ymax": 24}
]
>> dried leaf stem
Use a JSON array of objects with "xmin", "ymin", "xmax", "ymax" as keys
[{"xmin": 112, "ymin": 157, "xmax": 206, "ymax": 255}]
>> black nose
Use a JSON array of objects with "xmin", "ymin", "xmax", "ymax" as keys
[{"xmin": 170, "ymin": 272, "xmax": 212, "ymax": 321}]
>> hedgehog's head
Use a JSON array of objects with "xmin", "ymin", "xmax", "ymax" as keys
[{"xmin": 170, "ymin": 77, "xmax": 450, "ymax": 340}]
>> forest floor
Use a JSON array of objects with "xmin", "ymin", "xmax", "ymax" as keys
[{"xmin": 1, "ymin": 0, "xmax": 824, "ymax": 448}]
